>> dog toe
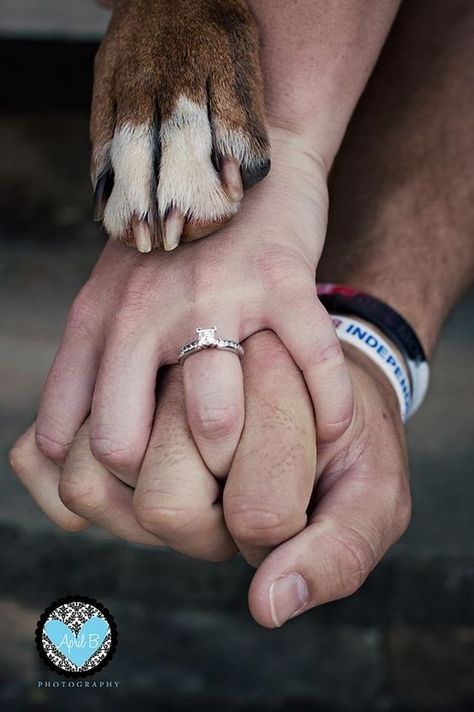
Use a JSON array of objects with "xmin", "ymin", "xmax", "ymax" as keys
[{"xmin": 90, "ymin": 0, "xmax": 270, "ymax": 252}]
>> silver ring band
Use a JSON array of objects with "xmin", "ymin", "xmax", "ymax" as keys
[{"xmin": 178, "ymin": 327, "xmax": 244, "ymax": 365}]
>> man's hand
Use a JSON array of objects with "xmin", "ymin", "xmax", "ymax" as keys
[
  {"xmin": 245, "ymin": 336, "xmax": 411, "ymax": 627},
  {"xmin": 10, "ymin": 331, "xmax": 411, "ymax": 626}
]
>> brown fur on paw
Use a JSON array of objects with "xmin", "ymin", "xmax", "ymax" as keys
[{"xmin": 91, "ymin": 0, "xmax": 270, "ymax": 252}]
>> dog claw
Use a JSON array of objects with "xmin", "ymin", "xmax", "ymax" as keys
[
  {"xmin": 132, "ymin": 216, "xmax": 152, "ymax": 253},
  {"xmin": 163, "ymin": 208, "xmax": 185, "ymax": 251},
  {"xmin": 241, "ymin": 157, "xmax": 271, "ymax": 190},
  {"xmin": 220, "ymin": 156, "xmax": 244, "ymax": 203},
  {"xmin": 93, "ymin": 170, "xmax": 113, "ymax": 222}
]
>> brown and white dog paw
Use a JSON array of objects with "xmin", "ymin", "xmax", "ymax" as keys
[{"xmin": 91, "ymin": 0, "xmax": 270, "ymax": 252}]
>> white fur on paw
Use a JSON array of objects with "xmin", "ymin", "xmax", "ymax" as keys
[
  {"xmin": 212, "ymin": 120, "xmax": 265, "ymax": 174},
  {"xmin": 158, "ymin": 96, "xmax": 237, "ymax": 223},
  {"xmin": 103, "ymin": 123, "xmax": 156, "ymax": 238}
]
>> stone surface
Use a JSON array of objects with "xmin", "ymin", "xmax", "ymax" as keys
[
  {"xmin": 386, "ymin": 627, "xmax": 474, "ymax": 710},
  {"xmin": 0, "ymin": 1, "xmax": 108, "ymax": 40}
]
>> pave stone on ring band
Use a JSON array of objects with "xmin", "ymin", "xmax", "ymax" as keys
[{"xmin": 178, "ymin": 327, "xmax": 244, "ymax": 365}]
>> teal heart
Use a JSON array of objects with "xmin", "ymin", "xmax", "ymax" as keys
[{"xmin": 44, "ymin": 616, "xmax": 109, "ymax": 668}]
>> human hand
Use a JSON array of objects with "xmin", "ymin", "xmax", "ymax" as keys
[
  {"xmin": 245, "ymin": 336, "xmax": 411, "ymax": 627},
  {"xmin": 9, "ymin": 329, "xmax": 315, "ymax": 559},
  {"xmin": 34, "ymin": 129, "xmax": 353, "ymax": 485},
  {"xmin": 11, "ymin": 330, "xmax": 410, "ymax": 626}
]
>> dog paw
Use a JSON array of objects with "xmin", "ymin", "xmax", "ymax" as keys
[{"xmin": 91, "ymin": 0, "xmax": 270, "ymax": 252}]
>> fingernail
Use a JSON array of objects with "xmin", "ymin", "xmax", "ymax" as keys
[{"xmin": 269, "ymin": 573, "xmax": 308, "ymax": 627}]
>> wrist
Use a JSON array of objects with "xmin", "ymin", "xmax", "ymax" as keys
[
  {"xmin": 333, "ymin": 314, "xmax": 411, "ymax": 421},
  {"xmin": 317, "ymin": 262, "xmax": 442, "ymax": 359},
  {"xmin": 318, "ymin": 284, "xmax": 430, "ymax": 420},
  {"xmin": 334, "ymin": 273, "xmax": 440, "ymax": 359},
  {"xmin": 243, "ymin": 126, "xmax": 329, "ymax": 266},
  {"xmin": 268, "ymin": 126, "xmax": 330, "ymax": 184},
  {"xmin": 267, "ymin": 119, "xmax": 334, "ymax": 177},
  {"xmin": 343, "ymin": 342, "xmax": 403, "ymax": 426}
]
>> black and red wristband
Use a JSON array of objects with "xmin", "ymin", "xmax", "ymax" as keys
[{"xmin": 317, "ymin": 283, "xmax": 430, "ymax": 417}]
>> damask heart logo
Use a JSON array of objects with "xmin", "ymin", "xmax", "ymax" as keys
[
  {"xmin": 44, "ymin": 617, "xmax": 109, "ymax": 668},
  {"xmin": 36, "ymin": 596, "xmax": 117, "ymax": 677}
]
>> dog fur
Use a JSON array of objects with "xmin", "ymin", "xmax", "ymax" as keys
[{"xmin": 91, "ymin": 0, "xmax": 270, "ymax": 252}]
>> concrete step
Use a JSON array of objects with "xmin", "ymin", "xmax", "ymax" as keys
[{"xmin": 0, "ymin": 1, "xmax": 108, "ymax": 40}]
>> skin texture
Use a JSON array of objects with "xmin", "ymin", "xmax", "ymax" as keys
[
  {"xmin": 10, "ymin": 0, "xmax": 474, "ymax": 628},
  {"xmin": 11, "ymin": 333, "xmax": 410, "ymax": 625},
  {"xmin": 320, "ymin": 0, "xmax": 474, "ymax": 356}
]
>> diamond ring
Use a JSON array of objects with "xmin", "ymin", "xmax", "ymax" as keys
[{"xmin": 178, "ymin": 327, "xmax": 244, "ymax": 365}]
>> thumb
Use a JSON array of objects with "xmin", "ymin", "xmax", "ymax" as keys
[{"xmin": 248, "ymin": 458, "xmax": 410, "ymax": 628}]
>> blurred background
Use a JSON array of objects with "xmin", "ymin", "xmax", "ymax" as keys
[{"xmin": 0, "ymin": 1, "xmax": 473, "ymax": 710}]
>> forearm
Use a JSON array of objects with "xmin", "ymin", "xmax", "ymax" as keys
[
  {"xmin": 319, "ymin": 0, "xmax": 474, "ymax": 357},
  {"xmin": 321, "ymin": 210, "xmax": 474, "ymax": 361},
  {"xmin": 249, "ymin": 0, "xmax": 400, "ymax": 169}
]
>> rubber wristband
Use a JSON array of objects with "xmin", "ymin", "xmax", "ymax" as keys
[
  {"xmin": 330, "ymin": 314, "xmax": 411, "ymax": 420},
  {"xmin": 317, "ymin": 283, "xmax": 430, "ymax": 417}
]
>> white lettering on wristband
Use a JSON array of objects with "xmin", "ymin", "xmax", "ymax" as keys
[{"xmin": 330, "ymin": 314, "xmax": 412, "ymax": 421}]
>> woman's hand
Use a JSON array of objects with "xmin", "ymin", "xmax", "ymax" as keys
[{"xmin": 34, "ymin": 129, "xmax": 353, "ymax": 482}]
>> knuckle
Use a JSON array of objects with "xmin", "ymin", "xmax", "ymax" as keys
[
  {"xmin": 319, "ymin": 413, "xmax": 353, "ymax": 444},
  {"xmin": 56, "ymin": 515, "xmax": 90, "ymax": 534},
  {"xmin": 382, "ymin": 473, "xmax": 413, "ymax": 541},
  {"xmin": 118, "ymin": 284, "xmax": 151, "ymax": 316},
  {"xmin": 67, "ymin": 292, "xmax": 98, "ymax": 337},
  {"xmin": 255, "ymin": 246, "xmax": 304, "ymax": 294},
  {"xmin": 89, "ymin": 435, "xmax": 136, "ymax": 472},
  {"xmin": 117, "ymin": 268, "xmax": 160, "ymax": 316},
  {"xmin": 8, "ymin": 443, "xmax": 27, "ymax": 474},
  {"xmin": 188, "ymin": 256, "xmax": 228, "ymax": 297},
  {"xmin": 189, "ymin": 403, "xmax": 242, "ymax": 441},
  {"xmin": 9, "ymin": 428, "xmax": 46, "ymax": 478},
  {"xmin": 35, "ymin": 430, "xmax": 69, "ymax": 463},
  {"xmin": 306, "ymin": 339, "xmax": 345, "ymax": 372},
  {"xmin": 225, "ymin": 500, "xmax": 291, "ymax": 547},
  {"xmin": 393, "ymin": 486, "xmax": 413, "ymax": 539},
  {"xmin": 331, "ymin": 527, "xmax": 376, "ymax": 597},
  {"xmin": 399, "ymin": 492, "xmax": 413, "ymax": 533},
  {"xmin": 58, "ymin": 478, "xmax": 107, "ymax": 519},
  {"xmin": 134, "ymin": 497, "xmax": 198, "ymax": 538}
]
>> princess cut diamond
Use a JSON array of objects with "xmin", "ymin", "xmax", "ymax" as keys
[{"xmin": 196, "ymin": 327, "xmax": 217, "ymax": 346}]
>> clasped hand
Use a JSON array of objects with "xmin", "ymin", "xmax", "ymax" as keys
[{"xmin": 10, "ymin": 133, "xmax": 411, "ymax": 627}]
